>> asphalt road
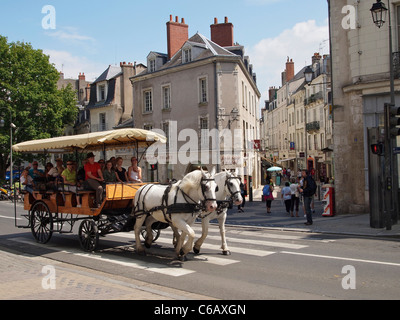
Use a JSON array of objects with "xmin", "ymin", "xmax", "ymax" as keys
[{"xmin": 1, "ymin": 200, "xmax": 400, "ymax": 300}]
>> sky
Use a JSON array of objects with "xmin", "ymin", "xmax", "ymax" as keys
[{"xmin": 0, "ymin": 0, "xmax": 329, "ymax": 106}]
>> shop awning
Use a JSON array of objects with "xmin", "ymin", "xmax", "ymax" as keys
[{"xmin": 277, "ymin": 157, "xmax": 296, "ymax": 163}]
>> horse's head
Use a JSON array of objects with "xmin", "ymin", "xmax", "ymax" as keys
[
  {"xmin": 223, "ymin": 171, "xmax": 243, "ymax": 206},
  {"xmin": 199, "ymin": 168, "xmax": 218, "ymax": 212}
]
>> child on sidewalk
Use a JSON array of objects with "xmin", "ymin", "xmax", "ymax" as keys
[{"xmin": 281, "ymin": 182, "xmax": 292, "ymax": 215}]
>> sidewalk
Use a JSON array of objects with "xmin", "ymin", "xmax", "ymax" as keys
[
  {"xmin": 225, "ymin": 187, "xmax": 400, "ymax": 238},
  {"xmin": 0, "ymin": 247, "xmax": 214, "ymax": 300}
]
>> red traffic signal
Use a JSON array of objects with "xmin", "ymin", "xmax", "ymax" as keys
[
  {"xmin": 371, "ymin": 143, "xmax": 384, "ymax": 155},
  {"xmin": 150, "ymin": 163, "xmax": 158, "ymax": 171}
]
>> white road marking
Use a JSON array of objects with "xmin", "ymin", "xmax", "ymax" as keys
[
  {"xmin": 281, "ymin": 251, "xmax": 400, "ymax": 267},
  {"xmin": 9, "ymin": 238, "xmax": 195, "ymax": 277}
]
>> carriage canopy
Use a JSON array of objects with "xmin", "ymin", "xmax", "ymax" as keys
[{"xmin": 12, "ymin": 128, "xmax": 167, "ymax": 154}]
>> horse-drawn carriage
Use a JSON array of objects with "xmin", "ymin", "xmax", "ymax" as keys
[
  {"xmin": 12, "ymin": 128, "xmax": 243, "ymax": 260},
  {"xmin": 12, "ymin": 128, "xmax": 169, "ymax": 252}
]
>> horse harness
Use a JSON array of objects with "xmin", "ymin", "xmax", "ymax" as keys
[
  {"xmin": 133, "ymin": 177, "xmax": 217, "ymax": 224},
  {"xmin": 199, "ymin": 175, "xmax": 241, "ymax": 219}
]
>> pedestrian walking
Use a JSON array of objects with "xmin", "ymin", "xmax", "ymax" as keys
[
  {"xmin": 238, "ymin": 182, "xmax": 246, "ymax": 212},
  {"xmin": 262, "ymin": 181, "xmax": 274, "ymax": 214},
  {"xmin": 290, "ymin": 177, "xmax": 300, "ymax": 217},
  {"xmin": 281, "ymin": 182, "xmax": 292, "ymax": 214},
  {"xmin": 299, "ymin": 169, "xmax": 317, "ymax": 225}
]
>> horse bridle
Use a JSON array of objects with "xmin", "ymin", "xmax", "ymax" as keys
[
  {"xmin": 225, "ymin": 176, "xmax": 241, "ymax": 199},
  {"xmin": 199, "ymin": 177, "xmax": 218, "ymax": 203}
]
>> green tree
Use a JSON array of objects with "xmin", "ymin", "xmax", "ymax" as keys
[{"xmin": 0, "ymin": 35, "xmax": 78, "ymax": 180}]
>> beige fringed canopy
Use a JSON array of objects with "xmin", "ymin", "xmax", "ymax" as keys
[{"xmin": 12, "ymin": 128, "xmax": 167, "ymax": 154}]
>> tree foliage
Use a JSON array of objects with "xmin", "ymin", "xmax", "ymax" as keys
[{"xmin": 0, "ymin": 35, "xmax": 78, "ymax": 179}]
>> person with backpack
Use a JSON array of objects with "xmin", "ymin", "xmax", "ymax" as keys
[
  {"xmin": 299, "ymin": 169, "xmax": 317, "ymax": 225},
  {"xmin": 262, "ymin": 181, "xmax": 274, "ymax": 214}
]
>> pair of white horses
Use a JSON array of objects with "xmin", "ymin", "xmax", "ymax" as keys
[{"xmin": 133, "ymin": 169, "xmax": 243, "ymax": 260}]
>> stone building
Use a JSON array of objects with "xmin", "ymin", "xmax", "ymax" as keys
[
  {"xmin": 329, "ymin": 0, "xmax": 400, "ymax": 215},
  {"xmin": 130, "ymin": 16, "xmax": 261, "ymax": 189}
]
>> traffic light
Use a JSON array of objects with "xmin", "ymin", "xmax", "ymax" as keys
[
  {"xmin": 371, "ymin": 142, "xmax": 384, "ymax": 155},
  {"xmin": 387, "ymin": 103, "xmax": 400, "ymax": 137},
  {"xmin": 150, "ymin": 163, "xmax": 158, "ymax": 171}
]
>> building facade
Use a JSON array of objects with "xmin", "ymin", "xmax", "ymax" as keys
[
  {"xmin": 261, "ymin": 54, "xmax": 332, "ymax": 182},
  {"xmin": 130, "ymin": 16, "xmax": 261, "ymax": 190},
  {"xmin": 57, "ymin": 72, "xmax": 91, "ymax": 135},
  {"xmin": 329, "ymin": 0, "xmax": 400, "ymax": 215}
]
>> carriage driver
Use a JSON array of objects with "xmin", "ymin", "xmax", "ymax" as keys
[{"xmin": 84, "ymin": 152, "xmax": 105, "ymax": 208}]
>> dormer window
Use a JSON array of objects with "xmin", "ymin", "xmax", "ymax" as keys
[
  {"xmin": 183, "ymin": 48, "xmax": 192, "ymax": 63},
  {"xmin": 97, "ymin": 82, "xmax": 107, "ymax": 102},
  {"xmin": 182, "ymin": 43, "xmax": 192, "ymax": 64},
  {"xmin": 149, "ymin": 59, "xmax": 156, "ymax": 72}
]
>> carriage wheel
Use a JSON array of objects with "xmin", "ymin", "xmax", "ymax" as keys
[
  {"xmin": 79, "ymin": 220, "xmax": 99, "ymax": 252},
  {"xmin": 140, "ymin": 228, "xmax": 161, "ymax": 243},
  {"xmin": 30, "ymin": 201, "xmax": 53, "ymax": 244}
]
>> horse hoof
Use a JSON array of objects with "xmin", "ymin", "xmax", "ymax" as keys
[
  {"xmin": 222, "ymin": 250, "xmax": 231, "ymax": 256},
  {"xmin": 193, "ymin": 247, "xmax": 200, "ymax": 255},
  {"xmin": 145, "ymin": 242, "xmax": 152, "ymax": 249},
  {"xmin": 178, "ymin": 255, "xmax": 188, "ymax": 262}
]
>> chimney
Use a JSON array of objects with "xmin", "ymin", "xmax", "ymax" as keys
[
  {"xmin": 166, "ymin": 15, "xmax": 189, "ymax": 60},
  {"xmin": 59, "ymin": 71, "xmax": 64, "ymax": 80},
  {"xmin": 211, "ymin": 16, "xmax": 234, "ymax": 47},
  {"xmin": 78, "ymin": 72, "xmax": 85, "ymax": 81},
  {"xmin": 312, "ymin": 52, "xmax": 322, "ymax": 66},
  {"xmin": 286, "ymin": 57, "xmax": 294, "ymax": 83}
]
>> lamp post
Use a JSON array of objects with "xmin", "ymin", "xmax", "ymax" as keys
[
  {"xmin": 371, "ymin": 0, "xmax": 398, "ymax": 229},
  {"xmin": 0, "ymin": 107, "xmax": 15, "ymax": 189}
]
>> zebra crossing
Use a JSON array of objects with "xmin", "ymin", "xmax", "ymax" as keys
[{"xmin": 9, "ymin": 224, "xmax": 327, "ymax": 278}]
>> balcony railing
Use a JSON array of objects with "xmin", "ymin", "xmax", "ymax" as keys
[
  {"xmin": 304, "ymin": 91, "xmax": 323, "ymax": 106},
  {"xmin": 306, "ymin": 121, "xmax": 320, "ymax": 133}
]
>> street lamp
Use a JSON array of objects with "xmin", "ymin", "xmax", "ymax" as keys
[
  {"xmin": 304, "ymin": 66, "xmax": 314, "ymax": 84},
  {"xmin": 371, "ymin": 0, "xmax": 388, "ymax": 28},
  {"xmin": 0, "ymin": 108, "xmax": 16, "ymax": 189}
]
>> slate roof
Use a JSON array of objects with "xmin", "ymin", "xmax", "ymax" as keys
[
  {"xmin": 93, "ymin": 65, "xmax": 122, "ymax": 84},
  {"xmin": 153, "ymin": 33, "xmax": 240, "ymax": 72}
]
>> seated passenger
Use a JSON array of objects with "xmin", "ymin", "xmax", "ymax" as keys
[
  {"xmin": 127, "ymin": 156, "xmax": 142, "ymax": 183},
  {"xmin": 61, "ymin": 161, "xmax": 81, "ymax": 207},
  {"xmin": 84, "ymin": 152, "xmax": 104, "ymax": 207},
  {"xmin": 115, "ymin": 157, "xmax": 128, "ymax": 183},
  {"xmin": 103, "ymin": 160, "xmax": 117, "ymax": 183},
  {"xmin": 29, "ymin": 161, "xmax": 45, "ymax": 183},
  {"xmin": 21, "ymin": 168, "xmax": 37, "ymax": 200}
]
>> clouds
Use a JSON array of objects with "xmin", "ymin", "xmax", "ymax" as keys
[
  {"xmin": 44, "ymin": 49, "xmax": 105, "ymax": 82},
  {"xmin": 46, "ymin": 27, "xmax": 96, "ymax": 43},
  {"xmin": 247, "ymin": 19, "xmax": 329, "ymax": 103}
]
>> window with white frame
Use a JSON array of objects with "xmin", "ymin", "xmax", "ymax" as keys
[
  {"xmin": 199, "ymin": 77, "xmax": 208, "ymax": 104},
  {"xmin": 183, "ymin": 48, "xmax": 192, "ymax": 63},
  {"xmin": 143, "ymin": 89, "xmax": 153, "ymax": 113},
  {"xmin": 149, "ymin": 59, "xmax": 156, "ymax": 73},
  {"xmin": 162, "ymin": 85, "xmax": 171, "ymax": 110},
  {"xmin": 99, "ymin": 113, "xmax": 107, "ymax": 131},
  {"xmin": 162, "ymin": 121, "xmax": 170, "ymax": 148},
  {"xmin": 200, "ymin": 117, "xmax": 208, "ymax": 147},
  {"xmin": 97, "ymin": 83, "xmax": 107, "ymax": 102}
]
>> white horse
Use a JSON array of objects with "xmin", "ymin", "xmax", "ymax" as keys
[
  {"xmin": 193, "ymin": 171, "xmax": 243, "ymax": 255},
  {"xmin": 133, "ymin": 169, "xmax": 218, "ymax": 260}
]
